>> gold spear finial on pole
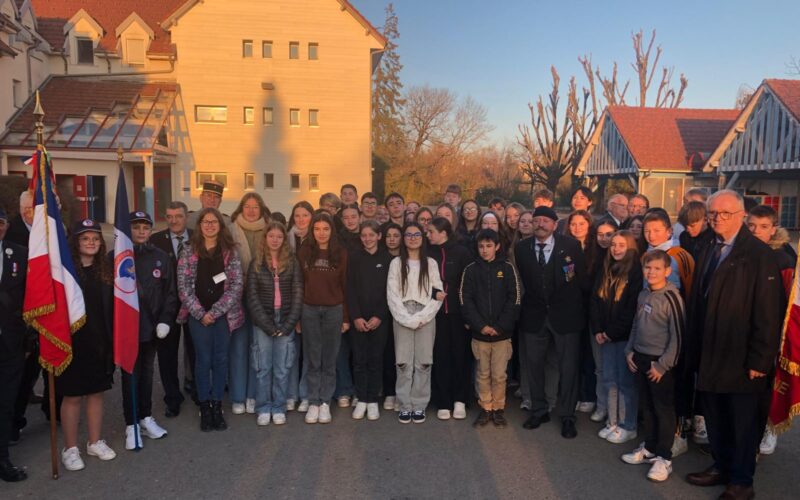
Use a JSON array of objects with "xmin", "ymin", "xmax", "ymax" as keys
[
  {"xmin": 117, "ymin": 145, "xmax": 124, "ymax": 166},
  {"xmin": 33, "ymin": 90, "xmax": 45, "ymax": 149}
]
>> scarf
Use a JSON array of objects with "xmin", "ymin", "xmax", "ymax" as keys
[{"xmin": 231, "ymin": 216, "xmax": 267, "ymax": 275}]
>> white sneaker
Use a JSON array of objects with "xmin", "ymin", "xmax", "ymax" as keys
[
  {"xmin": 598, "ymin": 424, "xmax": 618, "ymax": 439},
  {"xmin": 621, "ymin": 442, "xmax": 655, "ymax": 464},
  {"xmin": 298, "ymin": 400, "xmax": 310, "ymax": 413},
  {"xmin": 305, "ymin": 405, "xmax": 319, "ymax": 424},
  {"xmin": 647, "ymin": 457, "xmax": 673, "ymax": 482},
  {"xmin": 437, "ymin": 409, "xmax": 451, "ymax": 420},
  {"xmin": 453, "ymin": 402, "xmax": 467, "ymax": 420},
  {"xmin": 62, "ymin": 446, "xmax": 85, "ymax": 471},
  {"xmin": 351, "ymin": 397, "xmax": 359, "ymax": 407},
  {"xmin": 245, "ymin": 398, "xmax": 256, "ymax": 414},
  {"xmin": 671, "ymin": 435, "xmax": 688, "ymax": 458},
  {"xmin": 367, "ymin": 403, "xmax": 380, "ymax": 421},
  {"xmin": 520, "ymin": 401, "xmax": 531, "ymax": 411},
  {"xmin": 272, "ymin": 413, "xmax": 286, "ymax": 425},
  {"xmin": 257, "ymin": 413, "xmax": 271, "ymax": 426},
  {"xmin": 607, "ymin": 427, "xmax": 637, "ymax": 444},
  {"xmin": 337, "ymin": 396, "xmax": 350, "ymax": 408},
  {"xmin": 232, "ymin": 403, "xmax": 245, "ymax": 415},
  {"xmin": 139, "ymin": 416, "xmax": 167, "ymax": 439},
  {"xmin": 577, "ymin": 401, "xmax": 596, "ymax": 413},
  {"xmin": 125, "ymin": 425, "xmax": 144, "ymax": 450},
  {"xmin": 86, "ymin": 440, "xmax": 116, "ymax": 461},
  {"xmin": 692, "ymin": 415, "xmax": 709, "ymax": 444},
  {"xmin": 319, "ymin": 403, "xmax": 332, "ymax": 424},
  {"xmin": 286, "ymin": 399, "xmax": 296, "ymax": 412},
  {"xmin": 352, "ymin": 402, "xmax": 367, "ymax": 420},
  {"xmin": 760, "ymin": 428, "xmax": 778, "ymax": 455},
  {"xmin": 590, "ymin": 410, "xmax": 607, "ymax": 423},
  {"xmin": 383, "ymin": 396, "xmax": 396, "ymax": 410}
]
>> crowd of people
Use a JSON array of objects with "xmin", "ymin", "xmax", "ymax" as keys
[{"xmin": 0, "ymin": 179, "xmax": 795, "ymax": 499}]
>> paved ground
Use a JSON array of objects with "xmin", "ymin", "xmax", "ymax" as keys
[{"xmin": 5, "ymin": 373, "xmax": 800, "ymax": 500}]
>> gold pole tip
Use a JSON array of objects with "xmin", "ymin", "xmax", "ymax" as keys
[{"xmin": 33, "ymin": 90, "xmax": 44, "ymax": 117}]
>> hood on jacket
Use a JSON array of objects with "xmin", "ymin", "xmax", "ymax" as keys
[{"xmin": 768, "ymin": 227, "xmax": 791, "ymax": 251}]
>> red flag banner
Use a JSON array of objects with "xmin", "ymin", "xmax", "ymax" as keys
[{"xmin": 770, "ymin": 241, "xmax": 800, "ymax": 433}]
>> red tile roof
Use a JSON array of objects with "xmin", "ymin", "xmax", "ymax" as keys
[
  {"xmin": 30, "ymin": 0, "xmax": 184, "ymax": 54},
  {"xmin": 606, "ymin": 106, "xmax": 740, "ymax": 172},
  {"xmin": 765, "ymin": 79, "xmax": 800, "ymax": 122},
  {"xmin": 7, "ymin": 76, "xmax": 177, "ymax": 132}
]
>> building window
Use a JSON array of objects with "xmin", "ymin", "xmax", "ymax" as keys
[
  {"xmin": 290, "ymin": 109, "xmax": 300, "ymax": 126},
  {"xmin": 262, "ymin": 107, "xmax": 273, "ymax": 125},
  {"xmin": 244, "ymin": 107, "xmax": 254, "ymax": 124},
  {"xmin": 243, "ymin": 40, "xmax": 253, "ymax": 58},
  {"xmin": 290, "ymin": 173, "xmax": 300, "ymax": 191},
  {"xmin": 12, "ymin": 80, "xmax": 23, "ymax": 108},
  {"xmin": 244, "ymin": 172, "xmax": 255, "ymax": 190},
  {"xmin": 309, "ymin": 109, "xmax": 319, "ymax": 127},
  {"xmin": 125, "ymin": 38, "xmax": 145, "ymax": 65},
  {"xmin": 262, "ymin": 41, "xmax": 272, "ymax": 58},
  {"xmin": 77, "ymin": 38, "xmax": 94, "ymax": 64},
  {"xmin": 289, "ymin": 42, "xmax": 299, "ymax": 59},
  {"xmin": 308, "ymin": 43, "xmax": 319, "ymax": 60},
  {"xmin": 196, "ymin": 172, "xmax": 228, "ymax": 189},
  {"xmin": 309, "ymin": 174, "xmax": 320, "ymax": 191},
  {"xmin": 264, "ymin": 173, "xmax": 274, "ymax": 189},
  {"xmin": 195, "ymin": 106, "xmax": 227, "ymax": 123}
]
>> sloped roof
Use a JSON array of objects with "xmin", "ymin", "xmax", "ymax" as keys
[
  {"xmin": 765, "ymin": 79, "xmax": 800, "ymax": 122},
  {"xmin": 0, "ymin": 38, "xmax": 16, "ymax": 57},
  {"xmin": 606, "ymin": 106, "xmax": 739, "ymax": 171},
  {"xmin": 30, "ymin": 0, "xmax": 183, "ymax": 54}
]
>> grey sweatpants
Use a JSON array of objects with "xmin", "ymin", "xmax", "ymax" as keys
[
  {"xmin": 301, "ymin": 304, "xmax": 343, "ymax": 406},
  {"xmin": 393, "ymin": 301, "xmax": 436, "ymax": 412}
]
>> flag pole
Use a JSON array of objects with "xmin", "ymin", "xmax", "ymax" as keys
[{"xmin": 34, "ymin": 91, "xmax": 59, "ymax": 480}]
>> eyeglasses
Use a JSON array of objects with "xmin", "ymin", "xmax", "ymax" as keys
[
  {"xmin": 362, "ymin": 200, "xmax": 377, "ymax": 206},
  {"xmin": 463, "ymin": 207, "xmax": 478, "ymax": 213},
  {"xmin": 404, "ymin": 232, "xmax": 422, "ymax": 239},
  {"xmin": 417, "ymin": 217, "xmax": 432, "ymax": 224},
  {"xmin": 707, "ymin": 210, "xmax": 742, "ymax": 221},
  {"xmin": 201, "ymin": 219, "xmax": 220, "ymax": 226}
]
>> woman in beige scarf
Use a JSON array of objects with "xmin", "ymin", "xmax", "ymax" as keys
[{"xmin": 228, "ymin": 193, "xmax": 271, "ymax": 415}]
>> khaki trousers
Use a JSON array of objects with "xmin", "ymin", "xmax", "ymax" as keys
[{"xmin": 471, "ymin": 339, "xmax": 513, "ymax": 411}]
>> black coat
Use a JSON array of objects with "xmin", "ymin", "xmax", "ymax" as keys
[
  {"xmin": 4, "ymin": 214, "xmax": 30, "ymax": 248},
  {"xmin": 0, "ymin": 241, "xmax": 29, "ymax": 356},
  {"xmin": 686, "ymin": 228, "xmax": 786, "ymax": 393},
  {"xmin": 459, "ymin": 258, "xmax": 521, "ymax": 341},
  {"xmin": 589, "ymin": 263, "xmax": 643, "ymax": 342},
  {"xmin": 151, "ymin": 228, "xmax": 192, "ymax": 322},
  {"xmin": 515, "ymin": 233, "xmax": 589, "ymax": 335},
  {"xmin": 246, "ymin": 257, "xmax": 303, "ymax": 336},
  {"xmin": 346, "ymin": 247, "xmax": 393, "ymax": 321},
  {"xmin": 134, "ymin": 243, "xmax": 178, "ymax": 342},
  {"xmin": 429, "ymin": 239, "xmax": 473, "ymax": 316}
]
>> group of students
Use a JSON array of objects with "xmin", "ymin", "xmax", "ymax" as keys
[{"xmin": 0, "ymin": 180, "xmax": 794, "ymax": 496}]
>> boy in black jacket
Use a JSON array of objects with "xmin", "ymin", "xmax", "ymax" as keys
[{"xmin": 459, "ymin": 229, "xmax": 521, "ymax": 428}]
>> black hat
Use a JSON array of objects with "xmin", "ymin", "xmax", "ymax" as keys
[
  {"xmin": 202, "ymin": 181, "xmax": 224, "ymax": 197},
  {"xmin": 73, "ymin": 218, "xmax": 102, "ymax": 235},
  {"xmin": 532, "ymin": 206, "xmax": 558, "ymax": 222},
  {"xmin": 0, "ymin": 208, "xmax": 7, "ymax": 222},
  {"xmin": 129, "ymin": 211, "xmax": 153, "ymax": 225}
]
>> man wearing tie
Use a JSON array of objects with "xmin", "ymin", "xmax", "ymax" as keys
[
  {"xmin": 514, "ymin": 206, "xmax": 588, "ymax": 438},
  {"xmin": 685, "ymin": 190, "xmax": 784, "ymax": 499},
  {"xmin": 151, "ymin": 201, "xmax": 194, "ymax": 416},
  {"xmin": 0, "ymin": 208, "xmax": 29, "ymax": 481}
]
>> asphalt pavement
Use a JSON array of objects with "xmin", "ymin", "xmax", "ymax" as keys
[{"xmin": 5, "ymin": 373, "xmax": 800, "ymax": 499}]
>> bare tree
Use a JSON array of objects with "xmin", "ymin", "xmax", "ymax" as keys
[
  {"xmin": 630, "ymin": 29, "xmax": 687, "ymax": 108},
  {"xmin": 735, "ymin": 84, "xmax": 756, "ymax": 109},
  {"xmin": 786, "ymin": 56, "xmax": 800, "ymax": 76}
]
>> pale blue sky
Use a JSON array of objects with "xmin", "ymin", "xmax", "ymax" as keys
[{"xmin": 351, "ymin": 0, "xmax": 799, "ymax": 142}]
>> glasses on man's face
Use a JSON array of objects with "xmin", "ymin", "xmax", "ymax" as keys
[
  {"xmin": 362, "ymin": 201, "xmax": 377, "ymax": 206},
  {"xmin": 404, "ymin": 232, "xmax": 422, "ymax": 239},
  {"xmin": 707, "ymin": 210, "xmax": 741, "ymax": 221},
  {"xmin": 201, "ymin": 219, "xmax": 220, "ymax": 226}
]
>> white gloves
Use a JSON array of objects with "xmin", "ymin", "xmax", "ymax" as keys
[{"xmin": 156, "ymin": 323, "xmax": 170, "ymax": 339}]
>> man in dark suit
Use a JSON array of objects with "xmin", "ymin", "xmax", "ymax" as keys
[
  {"xmin": 3, "ymin": 191, "xmax": 32, "ymax": 248},
  {"xmin": 0, "ymin": 208, "xmax": 29, "ymax": 481},
  {"xmin": 515, "ymin": 206, "xmax": 588, "ymax": 438},
  {"xmin": 685, "ymin": 190, "xmax": 785, "ymax": 499},
  {"xmin": 150, "ymin": 201, "xmax": 194, "ymax": 416}
]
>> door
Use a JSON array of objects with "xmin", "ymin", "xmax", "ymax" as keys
[
  {"xmin": 87, "ymin": 175, "xmax": 106, "ymax": 222},
  {"xmin": 154, "ymin": 166, "xmax": 172, "ymax": 221}
]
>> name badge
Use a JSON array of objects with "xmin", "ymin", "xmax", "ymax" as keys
[
  {"xmin": 212, "ymin": 272, "xmax": 227, "ymax": 284},
  {"xmin": 643, "ymin": 304, "xmax": 652, "ymax": 314}
]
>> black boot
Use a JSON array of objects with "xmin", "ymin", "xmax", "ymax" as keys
[
  {"xmin": 199, "ymin": 402, "xmax": 213, "ymax": 432},
  {"xmin": 473, "ymin": 409, "xmax": 493, "ymax": 428},
  {"xmin": 211, "ymin": 401, "xmax": 227, "ymax": 431}
]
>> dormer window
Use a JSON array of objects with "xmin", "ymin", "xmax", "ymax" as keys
[
  {"xmin": 77, "ymin": 38, "xmax": 94, "ymax": 64},
  {"xmin": 126, "ymin": 38, "xmax": 145, "ymax": 65}
]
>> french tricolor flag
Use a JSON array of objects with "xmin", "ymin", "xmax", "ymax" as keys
[
  {"xmin": 23, "ymin": 149, "xmax": 85, "ymax": 375},
  {"xmin": 113, "ymin": 166, "xmax": 139, "ymax": 374}
]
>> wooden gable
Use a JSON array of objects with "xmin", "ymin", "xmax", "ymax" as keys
[{"xmin": 583, "ymin": 114, "xmax": 637, "ymax": 176}]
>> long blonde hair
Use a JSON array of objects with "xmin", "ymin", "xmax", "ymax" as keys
[
  {"xmin": 255, "ymin": 221, "xmax": 292, "ymax": 274},
  {"xmin": 597, "ymin": 230, "xmax": 639, "ymax": 302}
]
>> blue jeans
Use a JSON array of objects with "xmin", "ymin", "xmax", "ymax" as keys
[
  {"xmin": 252, "ymin": 323, "xmax": 296, "ymax": 415},
  {"xmin": 188, "ymin": 317, "xmax": 231, "ymax": 402},
  {"xmin": 601, "ymin": 341, "xmax": 638, "ymax": 430},
  {"xmin": 334, "ymin": 329, "xmax": 354, "ymax": 398},
  {"xmin": 229, "ymin": 319, "xmax": 256, "ymax": 404}
]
